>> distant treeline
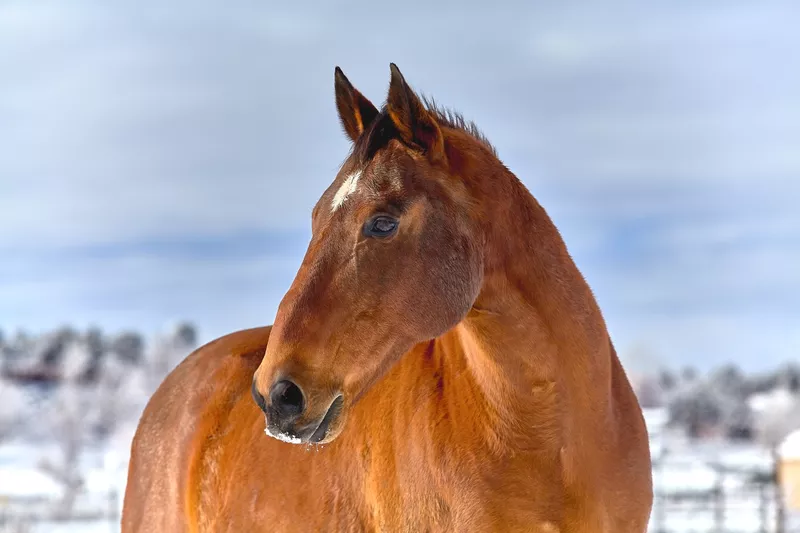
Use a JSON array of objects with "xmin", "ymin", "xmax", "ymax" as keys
[
  {"xmin": 0, "ymin": 323, "xmax": 197, "ymax": 385},
  {"xmin": 3, "ymin": 325, "xmax": 799, "ymax": 448},
  {"xmin": 0, "ymin": 323, "xmax": 200, "ymax": 516},
  {"xmin": 633, "ymin": 363, "xmax": 800, "ymax": 445}
]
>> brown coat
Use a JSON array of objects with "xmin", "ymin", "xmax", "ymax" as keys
[{"xmin": 122, "ymin": 64, "xmax": 653, "ymax": 533}]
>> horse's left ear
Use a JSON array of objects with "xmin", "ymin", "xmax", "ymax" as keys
[{"xmin": 386, "ymin": 63, "xmax": 446, "ymax": 164}]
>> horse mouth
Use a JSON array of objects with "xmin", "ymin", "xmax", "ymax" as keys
[
  {"xmin": 264, "ymin": 423, "xmax": 304, "ymax": 444},
  {"xmin": 263, "ymin": 395, "xmax": 344, "ymax": 445},
  {"xmin": 309, "ymin": 395, "xmax": 344, "ymax": 443}
]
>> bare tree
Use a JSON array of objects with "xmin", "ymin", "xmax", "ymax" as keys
[
  {"xmin": 709, "ymin": 363, "xmax": 746, "ymax": 399},
  {"xmin": 38, "ymin": 379, "xmax": 94, "ymax": 517},
  {"xmin": 91, "ymin": 351, "xmax": 150, "ymax": 440},
  {"xmin": 667, "ymin": 384, "xmax": 725, "ymax": 438},
  {"xmin": 680, "ymin": 366, "xmax": 698, "ymax": 384},
  {"xmin": 37, "ymin": 337, "xmax": 158, "ymax": 516},
  {"xmin": 658, "ymin": 369, "xmax": 677, "ymax": 394},
  {"xmin": 3, "ymin": 324, "xmax": 199, "ymax": 519},
  {"xmin": 143, "ymin": 323, "xmax": 198, "ymax": 393},
  {"xmin": 111, "ymin": 331, "xmax": 144, "ymax": 365},
  {"xmin": 633, "ymin": 375, "xmax": 664, "ymax": 409},
  {"xmin": 775, "ymin": 362, "xmax": 800, "ymax": 393}
]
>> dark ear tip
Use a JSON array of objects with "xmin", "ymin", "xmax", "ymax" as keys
[
  {"xmin": 335, "ymin": 66, "xmax": 353, "ymax": 90},
  {"xmin": 389, "ymin": 63, "xmax": 402, "ymax": 79}
]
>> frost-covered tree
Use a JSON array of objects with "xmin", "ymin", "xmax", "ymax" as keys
[
  {"xmin": 708, "ymin": 363, "xmax": 746, "ymax": 400},
  {"xmin": 173, "ymin": 322, "xmax": 198, "ymax": 347},
  {"xmin": 633, "ymin": 375, "xmax": 663, "ymax": 409},
  {"xmin": 668, "ymin": 384, "xmax": 724, "ymax": 438},
  {"xmin": 775, "ymin": 362, "xmax": 800, "ymax": 393},
  {"xmin": 111, "ymin": 331, "xmax": 144, "ymax": 365},
  {"xmin": 0, "ymin": 379, "xmax": 30, "ymax": 442},
  {"xmin": 38, "ymin": 379, "xmax": 95, "ymax": 516},
  {"xmin": 658, "ymin": 369, "xmax": 677, "ymax": 394},
  {"xmin": 91, "ymin": 352, "xmax": 151, "ymax": 440},
  {"xmin": 35, "ymin": 327, "xmax": 140, "ymax": 516},
  {"xmin": 744, "ymin": 371, "xmax": 780, "ymax": 396},
  {"xmin": 61, "ymin": 336, "xmax": 95, "ymax": 383},
  {"xmin": 667, "ymin": 363, "xmax": 756, "ymax": 440},
  {"xmin": 39, "ymin": 329, "xmax": 69, "ymax": 367},
  {"xmin": 723, "ymin": 400, "xmax": 754, "ymax": 441},
  {"xmin": 77, "ymin": 327, "xmax": 105, "ymax": 383},
  {"xmin": 4, "ymin": 323, "xmax": 200, "ymax": 516},
  {"xmin": 2, "ymin": 330, "xmax": 36, "ymax": 376},
  {"xmin": 143, "ymin": 322, "xmax": 198, "ymax": 392}
]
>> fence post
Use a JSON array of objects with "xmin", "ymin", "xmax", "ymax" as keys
[
  {"xmin": 109, "ymin": 486, "xmax": 121, "ymax": 533},
  {"xmin": 713, "ymin": 467, "xmax": 724, "ymax": 533},
  {"xmin": 773, "ymin": 447, "xmax": 785, "ymax": 533},
  {"xmin": 758, "ymin": 480, "xmax": 768, "ymax": 533},
  {"xmin": 653, "ymin": 456, "xmax": 665, "ymax": 533}
]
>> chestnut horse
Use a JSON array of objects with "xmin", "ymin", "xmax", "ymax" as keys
[{"xmin": 122, "ymin": 64, "xmax": 653, "ymax": 532}]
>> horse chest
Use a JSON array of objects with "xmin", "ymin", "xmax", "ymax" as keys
[{"xmin": 356, "ymin": 443, "xmax": 564, "ymax": 533}]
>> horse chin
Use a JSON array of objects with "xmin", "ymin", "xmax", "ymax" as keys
[
  {"xmin": 308, "ymin": 395, "xmax": 345, "ymax": 444},
  {"xmin": 310, "ymin": 415, "xmax": 346, "ymax": 445}
]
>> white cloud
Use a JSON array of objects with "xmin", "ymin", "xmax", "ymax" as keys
[{"xmin": 2, "ymin": 1, "xmax": 796, "ymax": 248}]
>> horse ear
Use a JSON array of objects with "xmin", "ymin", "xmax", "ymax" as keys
[
  {"xmin": 386, "ymin": 63, "xmax": 445, "ymax": 163},
  {"xmin": 335, "ymin": 67, "xmax": 379, "ymax": 142}
]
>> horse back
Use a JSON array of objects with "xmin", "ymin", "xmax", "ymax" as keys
[{"xmin": 121, "ymin": 326, "xmax": 272, "ymax": 533}]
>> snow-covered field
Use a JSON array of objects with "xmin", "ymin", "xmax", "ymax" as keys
[
  {"xmin": 1, "ymin": 520, "xmax": 115, "ymax": 533},
  {"xmin": 2, "ymin": 374, "xmax": 799, "ymax": 533},
  {"xmin": 0, "ymin": 439, "xmax": 127, "ymax": 533},
  {"xmin": 0, "ymin": 327, "xmax": 191, "ymax": 532},
  {"xmin": 1, "ymin": 438, "xmax": 799, "ymax": 532}
]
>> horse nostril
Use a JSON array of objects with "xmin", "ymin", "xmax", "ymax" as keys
[{"xmin": 269, "ymin": 379, "xmax": 305, "ymax": 417}]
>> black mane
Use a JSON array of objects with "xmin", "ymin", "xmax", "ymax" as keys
[
  {"xmin": 351, "ymin": 97, "xmax": 495, "ymax": 164},
  {"xmin": 421, "ymin": 96, "xmax": 496, "ymax": 156}
]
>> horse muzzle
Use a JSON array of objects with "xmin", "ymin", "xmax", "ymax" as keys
[{"xmin": 253, "ymin": 380, "xmax": 344, "ymax": 445}]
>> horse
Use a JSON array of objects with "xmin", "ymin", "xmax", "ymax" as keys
[{"xmin": 121, "ymin": 64, "xmax": 653, "ymax": 532}]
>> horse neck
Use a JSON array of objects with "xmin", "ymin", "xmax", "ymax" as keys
[{"xmin": 451, "ymin": 148, "xmax": 615, "ymax": 434}]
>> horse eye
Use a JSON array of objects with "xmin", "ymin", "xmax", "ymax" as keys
[{"xmin": 364, "ymin": 215, "xmax": 399, "ymax": 238}]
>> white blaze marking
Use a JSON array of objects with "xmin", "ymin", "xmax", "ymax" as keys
[{"xmin": 331, "ymin": 170, "xmax": 361, "ymax": 211}]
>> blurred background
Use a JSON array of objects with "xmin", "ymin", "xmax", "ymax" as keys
[{"xmin": 1, "ymin": 1, "xmax": 798, "ymax": 531}]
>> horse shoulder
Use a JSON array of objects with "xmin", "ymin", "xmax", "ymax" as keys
[{"xmin": 121, "ymin": 326, "xmax": 272, "ymax": 533}]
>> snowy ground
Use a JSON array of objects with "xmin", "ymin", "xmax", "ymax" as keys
[
  {"xmin": 1, "ymin": 436, "xmax": 799, "ymax": 532},
  {"xmin": 1, "ymin": 520, "xmax": 116, "ymax": 533},
  {"xmin": 0, "ymin": 439, "xmax": 127, "ymax": 533}
]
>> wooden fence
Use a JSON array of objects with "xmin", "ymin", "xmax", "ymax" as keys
[{"xmin": 649, "ymin": 457, "xmax": 799, "ymax": 533}]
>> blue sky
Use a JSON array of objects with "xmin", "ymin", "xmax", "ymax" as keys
[{"xmin": 1, "ymin": 1, "xmax": 798, "ymax": 372}]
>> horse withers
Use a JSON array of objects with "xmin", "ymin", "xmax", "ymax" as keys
[{"xmin": 122, "ymin": 64, "xmax": 653, "ymax": 532}]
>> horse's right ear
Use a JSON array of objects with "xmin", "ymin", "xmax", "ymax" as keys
[
  {"xmin": 335, "ymin": 67, "xmax": 379, "ymax": 143},
  {"xmin": 386, "ymin": 64, "xmax": 445, "ymax": 165}
]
